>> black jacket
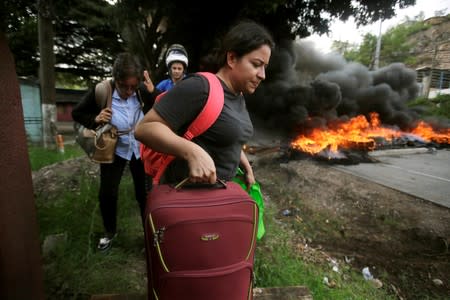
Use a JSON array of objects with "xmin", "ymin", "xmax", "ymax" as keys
[{"xmin": 72, "ymin": 80, "xmax": 158, "ymax": 129}]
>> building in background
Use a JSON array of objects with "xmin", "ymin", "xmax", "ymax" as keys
[
  {"xmin": 411, "ymin": 16, "xmax": 450, "ymax": 98},
  {"xmin": 19, "ymin": 78, "xmax": 86, "ymax": 143}
]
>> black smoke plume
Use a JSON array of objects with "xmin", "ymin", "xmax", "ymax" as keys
[{"xmin": 246, "ymin": 40, "xmax": 425, "ymax": 138}]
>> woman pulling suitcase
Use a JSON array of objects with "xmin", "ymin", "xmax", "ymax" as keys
[{"xmin": 135, "ymin": 20, "xmax": 274, "ymax": 300}]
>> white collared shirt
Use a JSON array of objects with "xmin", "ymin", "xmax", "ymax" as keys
[{"xmin": 110, "ymin": 89, "xmax": 143, "ymax": 160}]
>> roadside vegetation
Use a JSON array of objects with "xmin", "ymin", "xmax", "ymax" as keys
[
  {"xmin": 332, "ymin": 14, "xmax": 433, "ymax": 69},
  {"xmin": 31, "ymin": 144, "xmax": 395, "ymax": 299},
  {"xmin": 28, "ymin": 143, "xmax": 84, "ymax": 171},
  {"xmin": 28, "ymin": 86, "xmax": 450, "ymax": 298},
  {"xmin": 408, "ymin": 94, "xmax": 450, "ymax": 119}
]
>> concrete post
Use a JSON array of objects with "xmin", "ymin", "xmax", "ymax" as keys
[{"xmin": 422, "ymin": 74, "xmax": 431, "ymax": 99}]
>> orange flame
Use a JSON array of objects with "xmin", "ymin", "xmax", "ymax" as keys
[
  {"xmin": 411, "ymin": 121, "xmax": 450, "ymax": 144},
  {"xmin": 291, "ymin": 112, "xmax": 450, "ymax": 154}
]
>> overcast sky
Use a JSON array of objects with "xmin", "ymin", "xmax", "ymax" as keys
[{"xmin": 303, "ymin": 0, "xmax": 450, "ymax": 53}]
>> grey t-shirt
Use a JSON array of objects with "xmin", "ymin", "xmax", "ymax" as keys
[{"xmin": 154, "ymin": 74, "xmax": 253, "ymax": 183}]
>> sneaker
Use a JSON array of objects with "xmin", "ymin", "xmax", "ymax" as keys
[{"xmin": 97, "ymin": 234, "xmax": 116, "ymax": 251}]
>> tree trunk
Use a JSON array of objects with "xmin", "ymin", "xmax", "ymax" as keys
[
  {"xmin": 0, "ymin": 32, "xmax": 45, "ymax": 300},
  {"xmin": 38, "ymin": 0, "xmax": 57, "ymax": 147}
]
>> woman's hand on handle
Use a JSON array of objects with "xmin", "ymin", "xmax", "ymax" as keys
[
  {"xmin": 185, "ymin": 143, "xmax": 217, "ymax": 184},
  {"xmin": 95, "ymin": 108, "xmax": 112, "ymax": 124}
]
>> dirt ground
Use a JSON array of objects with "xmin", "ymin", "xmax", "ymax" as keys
[
  {"xmin": 250, "ymin": 149, "xmax": 449, "ymax": 299},
  {"xmin": 33, "ymin": 149, "xmax": 449, "ymax": 299}
]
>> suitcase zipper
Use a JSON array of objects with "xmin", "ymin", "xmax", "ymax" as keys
[
  {"xmin": 155, "ymin": 261, "xmax": 254, "ymax": 300},
  {"xmin": 152, "ymin": 197, "xmax": 254, "ymax": 210},
  {"xmin": 154, "ymin": 215, "xmax": 253, "ymax": 237},
  {"xmin": 247, "ymin": 204, "xmax": 258, "ymax": 260},
  {"xmin": 151, "ymin": 215, "xmax": 255, "ymax": 246},
  {"xmin": 153, "ymin": 227, "xmax": 165, "ymax": 246},
  {"xmin": 148, "ymin": 207, "xmax": 258, "ymax": 273},
  {"xmin": 160, "ymin": 261, "xmax": 253, "ymax": 278},
  {"xmin": 148, "ymin": 216, "xmax": 170, "ymax": 272}
]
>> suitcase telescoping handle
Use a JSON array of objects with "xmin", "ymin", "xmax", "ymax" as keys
[{"xmin": 173, "ymin": 177, "xmax": 227, "ymax": 190}]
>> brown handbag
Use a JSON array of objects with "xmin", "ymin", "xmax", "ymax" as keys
[
  {"xmin": 91, "ymin": 123, "xmax": 118, "ymax": 163},
  {"xmin": 76, "ymin": 80, "xmax": 119, "ymax": 164}
]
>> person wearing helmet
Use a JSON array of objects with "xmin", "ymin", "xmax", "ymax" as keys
[{"xmin": 156, "ymin": 44, "xmax": 189, "ymax": 92}]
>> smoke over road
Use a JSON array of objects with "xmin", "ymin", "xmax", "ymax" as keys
[{"xmin": 246, "ymin": 40, "xmax": 425, "ymax": 138}]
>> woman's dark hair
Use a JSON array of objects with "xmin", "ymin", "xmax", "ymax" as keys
[
  {"xmin": 201, "ymin": 20, "xmax": 275, "ymax": 72},
  {"xmin": 112, "ymin": 52, "xmax": 142, "ymax": 81}
]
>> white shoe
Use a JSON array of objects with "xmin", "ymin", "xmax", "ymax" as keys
[{"xmin": 97, "ymin": 234, "xmax": 116, "ymax": 251}]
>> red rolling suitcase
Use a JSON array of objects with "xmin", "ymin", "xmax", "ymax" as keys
[{"xmin": 144, "ymin": 180, "xmax": 258, "ymax": 300}]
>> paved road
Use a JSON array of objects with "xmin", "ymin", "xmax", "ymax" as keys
[{"xmin": 333, "ymin": 148, "xmax": 450, "ymax": 208}]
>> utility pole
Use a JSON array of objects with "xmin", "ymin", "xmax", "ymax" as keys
[{"xmin": 374, "ymin": 19, "xmax": 383, "ymax": 70}]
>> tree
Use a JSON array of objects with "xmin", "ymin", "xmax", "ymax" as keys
[
  {"xmin": 0, "ymin": 9, "xmax": 45, "ymax": 298},
  {"xmin": 338, "ymin": 13, "xmax": 431, "ymax": 68},
  {"xmin": 380, "ymin": 15, "xmax": 430, "ymax": 66},
  {"xmin": 52, "ymin": 0, "xmax": 124, "ymax": 86},
  {"xmin": 4, "ymin": 0, "xmax": 417, "ymax": 87},
  {"xmin": 342, "ymin": 33, "xmax": 378, "ymax": 68},
  {"xmin": 3, "ymin": 0, "xmax": 123, "ymax": 87},
  {"xmin": 109, "ymin": 0, "xmax": 417, "ymax": 82},
  {"xmin": 38, "ymin": 0, "xmax": 56, "ymax": 147},
  {"xmin": 2, "ymin": 0, "xmax": 40, "ymax": 77}
]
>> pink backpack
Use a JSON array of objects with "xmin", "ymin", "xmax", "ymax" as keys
[{"xmin": 140, "ymin": 72, "xmax": 224, "ymax": 183}]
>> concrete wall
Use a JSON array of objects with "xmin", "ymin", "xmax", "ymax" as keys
[
  {"xmin": 19, "ymin": 80, "xmax": 43, "ymax": 143},
  {"xmin": 19, "ymin": 80, "xmax": 87, "ymax": 142}
]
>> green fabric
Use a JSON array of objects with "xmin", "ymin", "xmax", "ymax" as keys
[{"xmin": 233, "ymin": 168, "xmax": 265, "ymax": 240}]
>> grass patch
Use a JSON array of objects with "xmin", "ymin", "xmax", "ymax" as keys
[
  {"xmin": 32, "ymin": 146, "xmax": 396, "ymax": 299},
  {"xmin": 254, "ymin": 207, "xmax": 394, "ymax": 300},
  {"xmin": 37, "ymin": 171, "xmax": 146, "ymax": 299},
  {"xmin": 28, "ymin": 143, "xmax": 84, "ymax": 171},
  {"xmin": 30, "ymin": 145, "xmax": 146, "ymax": 299}
]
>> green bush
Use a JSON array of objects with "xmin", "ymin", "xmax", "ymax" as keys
[
  {"xmin": 408, "ymin": 94, "xmax": 450, "ymax": 119},
  {"xmin": 430, "ymin": 94, "xmax": 450, "ymax": 118}
]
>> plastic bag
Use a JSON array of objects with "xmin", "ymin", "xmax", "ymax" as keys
[{"xmin": 233, "ymin": 168, "xmax": 265, "ymax": 239}]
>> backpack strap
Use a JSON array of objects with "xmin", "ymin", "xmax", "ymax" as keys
[
  {"xmin": 97, "ymin": 80, "xmax": 145, "ymax": 108},
  {"xmin": 136, "ymin": 88, "xmax": 144, "ymax": 108},
  {"xmin": 94, "ymin": 79, "xmax": 112, "ymax": 109},
  {"xmin": 183, "ymin": 72, "xmax": 224, "ymax": 140},
  {"xmin": 153, "ymin": 72, "xmax": 224, "ymax": 183}
]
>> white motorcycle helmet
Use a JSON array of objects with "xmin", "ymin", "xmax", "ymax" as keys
[{"xmin": 165, "ymin": 44, "xmax": 189, "ymax": 69}]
